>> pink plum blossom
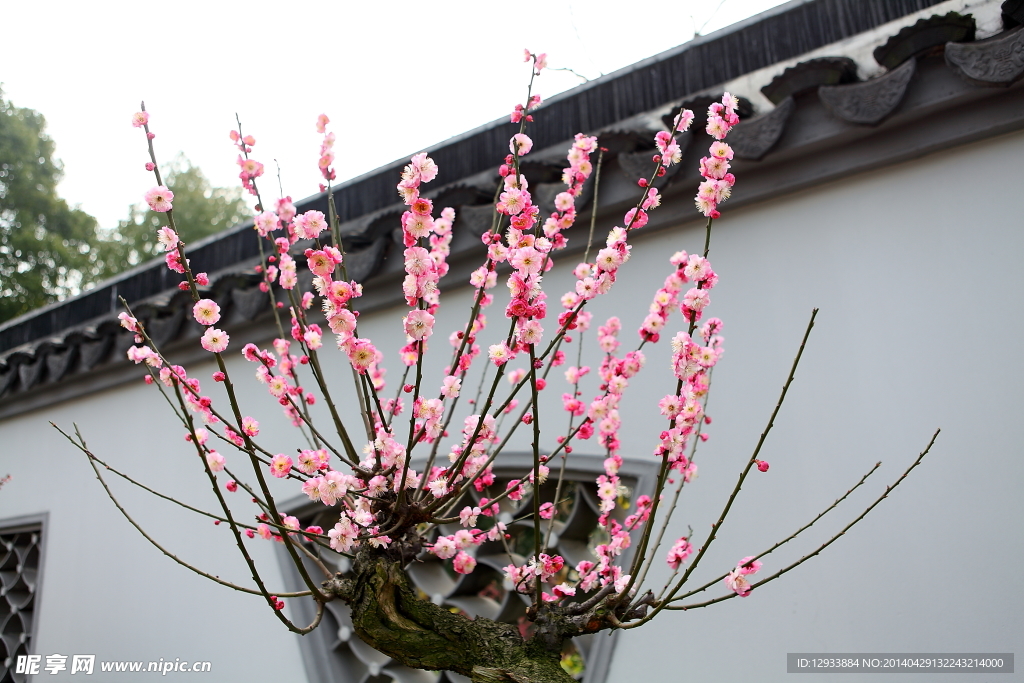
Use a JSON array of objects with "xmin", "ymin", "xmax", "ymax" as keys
[
  {"xmin": 293, "ymin": 211, "xmax": 328, "ymax": 240},
  {"xmin": 347, "ymin": 339, "xmax": 378, "ymax": 373},
  {"xmin": 441, "ymin": 375, "xmax": 461, "ymax": 398},
  {"xmin": 666, "ymin": 538, "xmax": 693, "ymax": 569},
  {"xmin": 192, "ymin": 299, "xmax": 221, "ymax": 326},
  {"xmin": 432, "ymin": 536, "xmax": 457, "ymax": 559},
  {"xmin": 118, "ymin": 312, "xmax": 140, "ymax": 332},
  {"xmin": 725, "ymin": 569, "xmax": 753, "ymax": 597},
  {"xmin": 200, "ymin": 328, "xmax": 230, "ymax": 353},
  {"xmin": 254, "ymin": 212, "xmax": 278, "ymax": 236},
  {"xmin": 453, "ymin": 551, "xmax": 477, "ymax": 575},
  {"xmin": 242, "ymin": 416, "xmax": 259, "ymax": 437},
  {"xmin": 403, "ymin": 310, "xmax": 435, "ymax": 340},
  {"xmin": 410, "ymin": 153, "xmax": 438, "ymax": 183},
  {"xmin": 738, "ymin": 556, "xmax": 763, "ymax": 575},
  {"xmin": 144, "ymin": 186, "xmax": 174, "ymax": 212},
  {"xmin": 510, "ymin": 133, "xmax": 533, "ymax": 156},
  {"xmin": 206, "ymin": 450, "xmax": 225, "ymax": 472},
  {"xmin": 459, "ymin": 506, "xmax": 481, "ymax": 527},
  {"xmin": 156, "ymin": 227, "xmax": 178, "ymax": 252},
  {"xmin": 270, "ymin": 454, "xmax": 293, "ymax": 478}
]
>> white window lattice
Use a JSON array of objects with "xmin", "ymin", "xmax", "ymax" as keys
[{"xmin": 279, "ymin": 454, "xmax": 657, "ymax": 683}]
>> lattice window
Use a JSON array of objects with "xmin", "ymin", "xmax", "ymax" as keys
[
  {"xmin": 279, "ymin": 455, "xmax": 656, "ymax": 683},
  {"xmin": 0, "ymin": 517, "xmax": 46, "ymax": 683}
]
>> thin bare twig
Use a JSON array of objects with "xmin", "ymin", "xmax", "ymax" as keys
[
  {"xmin": 663, "ymin": 430, "xmax": 939, "ymax": 615},
  {"xmin": 628, "ymin": 309, "xmax": 818, "ymax": 623},
  {"xmin": 665, "ymin": 460, "xmax": 882, "ymax": 606},
  {"xmin": 53, "ymin": 423, "xmax": 311, "ymax": 600}
]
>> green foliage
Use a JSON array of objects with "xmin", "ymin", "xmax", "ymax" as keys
[
  {"xmin": 92, "ymin": 154, "xmax": 248, "ymax": 281},
  {"xmin": 559, "ymin": 648, "xmax": 585, "ymax": 678},
  {"xmin": 0, "ymin": 85, "xmax": 248, "ymax": 324},
  {"xmin": 0, "ymin": 87, "xmax": 98, "ymax": 323}
]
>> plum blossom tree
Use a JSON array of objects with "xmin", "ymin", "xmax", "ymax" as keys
[{"xmin": 56, "ymin": 52, "xmax": 937, "ymax": 683}]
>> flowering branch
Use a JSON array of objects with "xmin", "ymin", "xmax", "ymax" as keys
[
  {"xmin": 655, "ymin": 308, "xmax": 820, "ymax": 611},
  {"xmin": 666, "ymin": 430, "xmax": 938, "ymax": 612},
  {"xmin": 666, "ymin": 460, "xmax": 881, "ymax": 605},
  {"xmin": 53, "ymin": 423, "xmax": 314, "ymax": 601}
]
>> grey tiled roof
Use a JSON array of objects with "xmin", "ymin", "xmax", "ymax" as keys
[{"xmin": 3, "ymin": 0, "xmax": 1022, "ymax": 413}]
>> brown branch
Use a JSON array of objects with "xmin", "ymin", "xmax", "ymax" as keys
[
  {"xmin": 665, "ymin": 460, "xmax": 882, "ymax": 606},
  {"xmin": 631, "ymin": 430, "xmax": 939, "ymax": 622},
  {"xmin": 627, "ymin": 309, "xmax": 818, "ymax": 625},
  {"xmin": 53, "ymin": 423, "xmax": 311, "ymax": 599}
]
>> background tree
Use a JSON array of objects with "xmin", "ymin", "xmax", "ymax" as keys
[
  {"xmin": 91, "ymin": 154, "xmax": 247, "ymax": 280},
  {"xmin": 0, "ymin": 87, "xmax": 98, "ymax": 322},
  {"xmin": 0, "ymin": 87, "xmax": 247, "ymax": 324}
]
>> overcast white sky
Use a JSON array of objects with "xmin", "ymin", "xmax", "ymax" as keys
[{"xmin": 2, "ymin": 0, "xmax": 788, "ymax": 230}]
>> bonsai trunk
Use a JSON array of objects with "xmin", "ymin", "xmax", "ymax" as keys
[{"xmin": 324, "ymin": 551, "xmax": 577, "ymax": 683}]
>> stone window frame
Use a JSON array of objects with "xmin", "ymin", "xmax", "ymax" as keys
[{"xmin": 0, "ymin": 513, "xmax": 48, "ymax": 683}]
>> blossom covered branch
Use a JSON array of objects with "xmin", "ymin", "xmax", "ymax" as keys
[{"xmin": 59, "ymin": 54, "xmax": 935, "ymax": 682}]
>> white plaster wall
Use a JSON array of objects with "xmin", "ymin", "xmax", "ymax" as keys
[
  {"xmin": 0, "ymin": 354, "xmax": 307, "ymax": 679},
  {"xmin": 595, "ymin": 129, "xmax": 1024, "ymax": 682},
  {"xmin": 2, "ymin": 127, "xmax": 1022, "ymax": 682}
]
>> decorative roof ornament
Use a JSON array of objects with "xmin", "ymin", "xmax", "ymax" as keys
[
  {"xmin": 17, "ymin": 353, "xmax": 45, "ymax": 392},
  {"xmin": 1002, "ymin": 0, "xmax": 1024, "ymax": 27},
  {"xmin": 79, "ymin": 331, "xmax": 114, "ymax": 371},
  {"xmin": 344, "ymin": 237, "xmax": 390, "ymax": 283},
  {"xmin": 231, "ymin": 285, "xmax": 269, "ymax": 321},
  {"xmin": 760, "ymin": 57, "xmax": 858, "ymax": 105},
  {"xmin": 818, "ymin": 58, "xmax": 917, "ymax": 125},
  {"xmin": 872, "ymin": 12, "xmax": 976, "ymax": 69},
  {"xmin": 45, "ymin": 338, "xmax": 79, "ymax": 383},
  {"xmin": 945, "ymin": 25, "xmax": 1024, "ymax": 86},
  {"xmin": 727, "ymin": 97, "xmax": 795, "ymax": 161}
]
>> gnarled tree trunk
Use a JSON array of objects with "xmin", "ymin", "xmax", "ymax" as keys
[{"xmin": 324, "ymin": 551, "xmax": 578, "ymax": 683}]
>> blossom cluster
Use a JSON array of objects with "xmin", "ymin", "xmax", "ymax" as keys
[
  {"xmin": 230, "ymin": 128, "xmax": 263, "ymax": 196},
  {"xmin": 316, "ymin": 114, "xmax": 336, "ymax": 182},
  {"xmin": 121, "ymin": 62, "xmax": 766, "ymax": 627},
  {"xmin": 694, "ymin": 93, "xmax": 741, "ymax": 218},
  {"xmin": 725, "ymin": 556, "xmax": 762, "ymax": 597}
]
